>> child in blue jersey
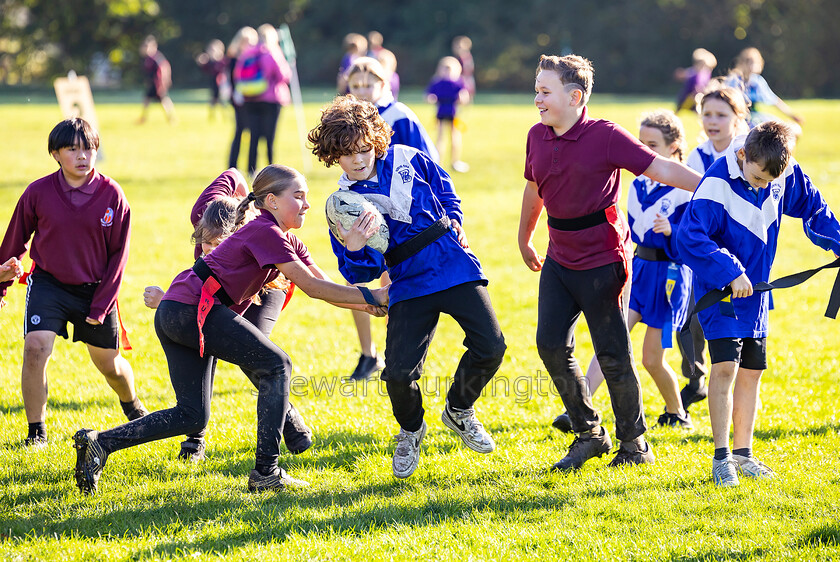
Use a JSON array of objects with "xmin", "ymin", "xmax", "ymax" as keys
[
  {"xmin": 677, "ymin": 121, "xmax": 840, "ymax": 487},
  {"xmin": 552, "ymin": 110, "xmax": 694, "ymax": 430},
  {"xmin": 678, "ymin": 87, "xmax": 751, "ymax": 410},
  {"xmin": 339, "ymin": 58, "xmax": 440, "ymax": 382},
  {"xmin": 426, "ymin": 56, "xmax": 471, "ymax": 173},
  {"xmin": 308, "ymin": 95, "xmax": 507, "ymax": 479}
]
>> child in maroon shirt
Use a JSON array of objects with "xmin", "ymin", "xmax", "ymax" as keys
[
  {"xmin": 73, "ymin": 164, "xmax": 388, "ymax": 494},
  {"xmin": 518, "ymin": 55, "xmax": 702, "ymax": 471},
  {"xmin": 0, "ymin": 118, "xmax": 148, "ymax": 447}
]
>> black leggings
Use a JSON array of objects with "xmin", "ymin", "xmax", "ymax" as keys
[
  {"xmin": 381, "ymin": 281, "xmax": 506, "ymax": 432},
  {"xmin": 228, "ymin": 103, "xmax": 247, "ymax": 169},
  {"xmin": 536, "ymin": 258, "xmax": 646, "ymax": 442},
  {"xmin": 97, "ymin": 300, "xmax": 291, "ymax": 470},
  {"xmin": 242, "ymin": 101, "xmax": 281, "ymax": 176},
  {"xmin": 185, "ymin": 287, "xmax": 290, "ymax": 441}
]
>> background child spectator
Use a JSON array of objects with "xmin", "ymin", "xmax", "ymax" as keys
[
  {"xmin": 451, "ymin": 36, "xmax": 475, "ymax": 101},
  {"xmin": 426, "ymin": 56, "xmax": 471, "ymax": 173},
  {"xmin": 674, "ymin": 48, "xmax": 717, "ymax": 112},
  {"xmin": 226, "ymin": 26, "xmax": 259, "ymax": 170},
  {"xmin": 195, "ymin": 39, "xmax": 228, "ymax": 119},
  {"xmin": 726, "ymin": 47, "xmax": 803, "ymax": 137},
  {"xmin": 138, "ymin": 35, "xmax": 176, "ymax": 124},
  {"xmin": 234, "ymin": 24, "xmax": 292, "ymax": 178},
  {"xmin": 337, "ymin": 33, "xmax": 368, "ymax": 94}
]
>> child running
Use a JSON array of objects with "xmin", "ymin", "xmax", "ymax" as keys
[
  {"xmin": 144, "ymin": 168, "xmax": 313, "ymax": 461},
  {"xmin": 341, "ymin": 56, "xmax": 440, "ymax": 381},
  {"xmin": 519, "ymin": 55, "xmax": 702, "ymax": 471},
  {"xmin": 678, "ymin": 86, "xmax": 751, "ymax": 410},
  {"xmin": 308, "ymin": 95, "xmax": 507, "ymax": 479},
  {"xmin": 0, "ymin": 118, "xmax": 148, "ymax": 447},
  {"xmin": 73, "ymin": 164, "xmax": 388, "ymax": 494},
  {"xmin": 552, "ymin": 110, "xmax": 695, "ymax": 431},
  {"xmin": 677, "ymin": 121, "xmax": 840, "ymax": 486}
]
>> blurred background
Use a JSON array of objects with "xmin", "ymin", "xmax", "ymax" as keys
[{"xmin": 1, "ymin": 0, "xmax": 838, "ymax": 98}]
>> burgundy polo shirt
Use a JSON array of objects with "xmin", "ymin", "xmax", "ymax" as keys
[{"xmin": 524, "ymin": 107, "xmax": 657, "ymax": 270}]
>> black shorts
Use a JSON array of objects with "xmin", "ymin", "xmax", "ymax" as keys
[
  {"xmin": 24, "ymin": 269, "xmax": 120, "ymax": 349},
  {"xmin": 707, "ymin": 337, "xmax": 767, "ymax": 370}
]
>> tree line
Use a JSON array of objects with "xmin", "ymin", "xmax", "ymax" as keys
[{"xmin": 1, "ymin": 0, "xmax": 837, "ymax": 97}]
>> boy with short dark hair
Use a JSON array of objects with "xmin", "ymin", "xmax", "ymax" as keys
[
  {"xmin": 308, "ymin": 95, "xmax": 507, "ymax": 479},
  {"xmin": 677, "ymin": 121, "xmax": 840, "ymax": 487},
  {"xmin": 519, "ymin": 54, "xmax": 702, "ymax": 471},
  {"xmin": 0, "ymin": 118, "xmax": 148, "ymax": 447}
]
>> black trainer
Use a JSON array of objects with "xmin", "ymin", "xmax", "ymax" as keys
[
  {"xmin": 24, "ymin": 435, "xmax": 48, "ymax": 449},
  {"xmin": 552, "ymin": 412, "xmax": 573, "ymax": 433},
  {"xmin": 680, "ymin": 382, "xmax": 708, "ymax": 409},
  {"xmin": 551, "ymin": 427, "xmax": 612, "ymax": 471},
  {"xmin": 608, "ymin": 440, "xmax": 656, "ymax": 467},
  {"xmin": 283, "ymin": 403, "xmax": 313, "ymax": 454},
  {"xmin": 247, "ymin": 467, "xmax": 310, "ymax": 493},
  {"xmin": 348, "ymin": 354, "xmax": 385, "ymax": 382},
  {"xmin": 656, "ymin": 410, "xmax": 694, "ymax": 429},
  {"xmin": 73, "ymin": 429, "xmax": 108, "ymax": 494},
  {"xmin": 178, "ymin": 438, "xmax": 206, "ymax": 462}
]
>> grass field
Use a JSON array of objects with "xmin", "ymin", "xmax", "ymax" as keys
[{"xmin": 1, "ymin": 89, "xmax": 840, "ymax": 561}]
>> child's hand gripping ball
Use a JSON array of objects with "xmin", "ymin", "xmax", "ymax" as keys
[{"xmin": 325, "ymin": 190, "xmax": 390, "ymax": 253}]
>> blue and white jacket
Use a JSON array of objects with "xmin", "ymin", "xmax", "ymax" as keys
[
  {"xmin": 331, "ymin": 145, "xmax": 485, "ymax": 306},
  {"xmin": 377, "ymin": 92, "xmax": 440, "ymax": 163},
  {"xmin": 686, "ymin": 139, "xmax": 724, "ymax": 175},
  {"xmin": 677, "ymin": 136, "xmax": 840, "ymax": 339},
  {"xmin": 627, "ymin": 175, "xmax": 693, "ymax": 261}
]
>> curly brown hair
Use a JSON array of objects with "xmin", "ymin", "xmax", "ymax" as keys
[{"xmin": 308, "ymin": 95, "xmax": 392, "ymax": 167}]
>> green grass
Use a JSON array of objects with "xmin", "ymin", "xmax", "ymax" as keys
[{"xmin": 1, "ymin": 93, "xmax": 840, "ymax": 561}]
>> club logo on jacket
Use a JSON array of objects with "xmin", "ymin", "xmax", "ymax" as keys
[
  {"xmin": 659, "ymin": 199, "xmax": 673, "ymax": 216},
  {"xmin": 396, "ymin": 164, "xmax": 413, "ymax": 184},
  {"xmin": 101, "ymin": 207, "xmax": 114, "ymax": 227},
  {"xmin": 771, "ymin": 184, "xmax": 782, "ymax": 201}
]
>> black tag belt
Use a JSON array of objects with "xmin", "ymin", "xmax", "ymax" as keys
[
  {"xmin": 384, "ymin": 216, "xmax": 450, "ymax": 268},
  {"xmin": 547, "ymin": 207, "xmax": 609, "ymax": 231},
  {"xmin": 634, "ymin": 245, "xmax": 670, "ymax": 262}
]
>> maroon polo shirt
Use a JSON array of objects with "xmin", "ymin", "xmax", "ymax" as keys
[
  {"xmin": 190, "ymin": 169, "xmax": 249, "ymax": 259},
  {"xmin": 163, "ymin": 209, "xmax": 313, "ymax": 315},
  {"xmin": 524, "ymin": 107, "xmax": 657, "ymax": 270}
]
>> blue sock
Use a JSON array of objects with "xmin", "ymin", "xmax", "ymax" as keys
[
  {"xmin": 732, "ymin": 447, "xmax": 752, "ymax": 458},
  {"xmin": 714, "ymin": 447, "xmax": 730, "ymax": 461}
]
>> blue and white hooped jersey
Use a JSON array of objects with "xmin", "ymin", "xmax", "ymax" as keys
[
  {"xmin": 677, "ymin": 136, "xmax": 840, "ymax": 339},
  {"xmin": 626, "ymin": 176, "xmax": 693, "ymax": 335},
  {"xmin": 377, "ymin": 93, "xmax": 440, "ymax": 163},
  {"xmin": 331, "ymin": 145, "xmax": 485, "ymax": 306},
  {"xmin": 627, "ymin": 175, "xmax": 693, "ymax": 261},
  {"xmin": 686, "ymin": 140, "xmax": 724, "ymax": 175}
]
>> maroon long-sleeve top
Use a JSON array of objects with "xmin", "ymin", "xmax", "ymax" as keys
[{"xmin": 0, "ymin": 169, "xmax": 131, "ymax": 322}]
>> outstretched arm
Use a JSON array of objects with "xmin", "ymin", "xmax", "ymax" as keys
[
  {"xmin": 518, "ymin": 180, "xmax": 545, "ymax": 271},
  {"xmin": 307, "ymin": 263, "xmax": 388, "ymax": 316},
  {"xmin": 644, "ymin": 156, "xmax": 702, "ymax": 193},
  {"xmin": 277, "ymin": 259, "xmax": 388, "ymax": 308}
]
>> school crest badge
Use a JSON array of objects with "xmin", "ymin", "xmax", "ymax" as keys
[
  {"xmin": 396, "ymin": 164, "xmax": 413, "ymax": 184},
  {"xmin": 101, "ymin": 207, "xmax": 114, "ymax": 227}
]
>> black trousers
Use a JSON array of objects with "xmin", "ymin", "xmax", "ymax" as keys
[
  {"xmin": 536, "ymin": 258, "xmax": 646, "ymax": 442},
  {"xmin": 97, "ymin": 300, "xmax": 291, "ymax": 470},
  {"xmin": 185, "ymin": 288, "xmax": 307, "ymax": 443},
  {"xmin": 242, "ymin": 101, "xmax": 281, "ymax": 176},
  {"xmin": 228, "ymin": 103, "xmax": 247, "ymax": 169},
  {"xmin": 381, "ymin": 281, "xmax": 506, "ymax": 432}
]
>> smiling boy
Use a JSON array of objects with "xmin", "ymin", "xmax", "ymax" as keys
[
  {"xmin": 677, "ymin": 121, "xmax": 840, "ymax": 486},
  {"xmin": 0, "ymin": 118, "xmax": 147, "ymax": 447},
  {"xmin": 518, "ymin": 55, "xmax": 702, "ymax": 471}
]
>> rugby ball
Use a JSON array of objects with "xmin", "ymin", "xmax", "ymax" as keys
[{"xmin": 325, "ymin": 190, "xmax": 390, "ymax": 253}]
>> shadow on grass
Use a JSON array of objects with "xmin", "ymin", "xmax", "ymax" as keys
[
  {"xmin": 796, "ymin": 523, "xmax": 840, "ymax": 548},
  {"xmin": 0, "ymin": 476, "xmax": 576, "ymax": 557},
  {"xmin": 0, "ymin": 395, "xmax": 115, "ymax": 418}
]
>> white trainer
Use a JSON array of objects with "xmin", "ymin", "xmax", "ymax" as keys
[
  {"xmin": 441, "ymin": 400, "xmax": 495, "ymax": 453},
  {"xmin": 732, "ymin": 454, "xmax": 776, "ymax": 479},
  {"xmin": 392, "ymin": 420, "xmax": 427, "ymax": 479},
  {"xmin": 712, "ymin": 456, "xmax": 740, "ymax": 487}
]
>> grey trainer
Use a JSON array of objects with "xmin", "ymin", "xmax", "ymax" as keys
[
  {"xmin": 392, "ymin": 420, "xmax": 427, "ymax": 479},
  {"xmin": 441, "ymin": 400, "xmax": 495, "ymax": 453},
  {"xmin": 732, "ymin": 454, "xmax": 775, "ymax": 480},
  {"xmin": 247, "ymin": 466, "xmax": 310, "ymax": 493},
  {"xmin": 712, "ymin": 457, "xmax": 740, "ymax": 487}
]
